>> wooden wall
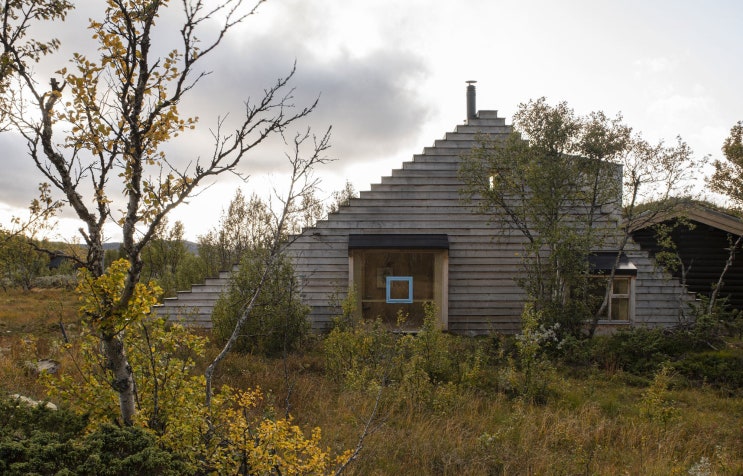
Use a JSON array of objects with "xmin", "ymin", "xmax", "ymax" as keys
[
  {"xmin": 287, "ymin": 111, "xmax": 690, "ymax": 334},
  {"xmin": 632, "ymin": 220, "xmax": 743, "ymax": 311}
]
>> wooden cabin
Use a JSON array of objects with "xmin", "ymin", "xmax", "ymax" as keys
[
  {"xmin": 160, "ymin": 88, "xmax": 692, "ymax": 334},
  {"xmin": 630, "ymin": 203, "xmax": 743, "ymax": 311},
  {"xmin": 285, "ymin": 91, "xmax": 690, "ymax": 334}
]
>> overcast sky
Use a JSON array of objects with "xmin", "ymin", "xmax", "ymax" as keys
[{"xmin": 1, "ymin": 0, "xmax": 742, "ymax": 242}]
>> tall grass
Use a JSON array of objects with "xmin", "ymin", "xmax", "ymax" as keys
[
  {"xmin": 1, "ymin": 288, "xmax": 742, "ymax": 474},
  {"xmin": 0, "ymin": 288, "xmax": 78, "ymax": 399},
  {"xmin": 212, "ymin": 354, "xmax": 743, "ymax": 475}
]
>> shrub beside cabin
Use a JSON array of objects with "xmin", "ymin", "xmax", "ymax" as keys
[{"xmin": 161, "ymin": 88, "xmax": 694, "ymax": 334}]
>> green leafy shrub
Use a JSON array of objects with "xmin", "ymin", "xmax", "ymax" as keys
[
  {"xmin": 0, "ymin": 396, "xmax": 185, "ymax": 475},
  {"xmin": 639, "ymin": 364, "xmax": 680, "ymax": 425},
  {"xmin": 323, "ymin": 301, "xmax": 493, "ymax": 414},
  {"xmin": 688, "ymin": 295, "xmax": 743, "ymax": 342},
  {"xmin": 45, "ymin": 314, "xmax": 207, "ymax": 435},
  {"xmin": 507, "ymin": 305, "xmax": 559, "ymax": 403},
  {"xmin": 593, "ymin": 328, "xmax": 671, "ymax": 375},
  {"xmin": 558, "ymin": 317, "xmax": 743, "ymax": 394},
  {"xmin": 568, "ymin": 327, "xmax": 708, "ymax": 376},
  {"xmin": 323, "ymin": 316, "xmax": 397, "ymax": 389},
  {"xmin": 411, "ymin": 302, "xmax": 457, "ymax": 383},
  {"xmin": 673, "ymin": 349, "xmax": 743, "ymax": 393},
  {"xmin": 0, "ymin": 394, "xmax": 86, "ymax": 442},
  {"xmin": 211, "ymin": 250, "xmax": 309, "ymax": 356}
]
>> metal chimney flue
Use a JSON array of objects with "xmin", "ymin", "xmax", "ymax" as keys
[{"xmin": 466, "ymin": 80, "xmax": 477, "ymax": 121}]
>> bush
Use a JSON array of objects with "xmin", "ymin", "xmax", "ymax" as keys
[
  {"xmin": 323, "ymin": 301, "xmax": 493, "ymax": 412},
  {"xmin": 559, "ymin": 321, "xmax": 743, "ymax": 394},
  {"xmin": 563, "ymin": 326, "xmax": 713, "ymax": 376},
  {"xmin": 323, "ymin": 316, "xmax": 396, "ymax": 388},
  {"xmin": 0, "ymin": 396, "xmax": 186, "ymax": 475},
  {"xmin": 0, "ymin": 394, "xmax": 86, "ymax": 442},
  {"xmin": 211, "ymin": 250, "xmax": 309, "ymax": 356},
  {"xmin": 673, "ymin": 349, "xmax": 743, "ymax": 393},
  {"xmin": 595, "ymin": 328, "xmax": 673, "ymax": 375}
]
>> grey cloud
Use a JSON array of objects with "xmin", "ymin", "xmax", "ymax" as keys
[
  {"xmin": 178, "ymin": 15, "xmax": 431, "ymax": 174},
  {"xmin": 1, "ymin": 0, "xmax": 432, "ymax": 212},
  {"xmin": 0, "ymin": 135, "xmax": 45, "ymax": 208}
]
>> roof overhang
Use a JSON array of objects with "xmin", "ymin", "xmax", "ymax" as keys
[
  {"xmin": 629, "ymin": 203, "xmax": 743, "ymax": 236},
  {"xmin": 348, "ymin": 234, "xmax": 450, "ymax": 250},
  {"xmin": 589, "ymin": 252, "xmax": 637, "ymax": 276}
]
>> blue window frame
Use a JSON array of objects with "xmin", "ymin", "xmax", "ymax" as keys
[{"xmin": 386, "ymin": 276, "xmax": 413, "ymax": 303}]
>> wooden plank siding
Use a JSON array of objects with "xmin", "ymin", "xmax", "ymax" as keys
[
  {"xmin": 632, "ymin": 218, "xmax": 743, "ymax": 311},
  {"xmin": 286, "ymin": 110, "xmax": 691, "ymax": 334},
  {"xmin": 157, "ymin": 110, "xmax": 690, "ymax": 333}
]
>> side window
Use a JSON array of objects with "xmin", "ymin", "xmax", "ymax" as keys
[
  {"xmin": 589, "ymin": 276, "xmax": 634, "ymax": 321},
  {"xmin": 609, "ymin": 277, "xmax": 631, "ymax": 321}
]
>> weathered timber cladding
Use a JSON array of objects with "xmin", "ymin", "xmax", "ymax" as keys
[
  {"xmin": 633, "ymin": 219, "xmax": 743, "ymax": 311},
  {"xmin": 286, "ymin": 111, "xmax": 690, "ymax": 334}
]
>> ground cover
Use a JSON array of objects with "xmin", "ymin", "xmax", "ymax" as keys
[{"xmin": 1, "ymin": 287, "xmax": 742, "ymax": 475}]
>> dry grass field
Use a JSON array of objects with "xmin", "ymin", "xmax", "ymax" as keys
[{"xmin": 2, "ymin": 287, "xmax": 743, "ymax": 475}]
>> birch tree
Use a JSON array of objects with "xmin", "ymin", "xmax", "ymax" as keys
[
  {"xmin": 0, "ymin": 0, "xmax": 321, "ymax": 425},
  {"xmin": 710, "ymin": 121, "xmax": 743, "ymax": 206},
  {"xmin": 460, "ymin": 99, "xmax": 629, "ymax": 335},
  {"xmin": 707, "ymin": 121, "xmax": 743, "ymax": 312},
  {"xmin": 460, "ymin": 98, "xmax": 698, "ymax": 337}
]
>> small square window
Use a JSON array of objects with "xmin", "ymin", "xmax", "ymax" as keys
[{"xmin": 386, "ymin": 276, "xmax": 413, "ymax": 303}]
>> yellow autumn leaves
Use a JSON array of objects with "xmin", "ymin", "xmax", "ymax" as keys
[{"xmin": 47, "ymin": 259, "xmax": 350, "ymax": 474}]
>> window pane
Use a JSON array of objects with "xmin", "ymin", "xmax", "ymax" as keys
[
  {"xmin": 611, "ymin": 297, "xmax": 629, "ymax": 320},
  {"xmin": 613, "ymin": 278, "xmax": 629, "ymax": 295},
  {"xmin": 585, "ymin": 277, "xmax": 609, "ymax": 318},
  {"xmin": 388, "ymin": 277, "xmax": 412, "ymax": 302},
  {"xmin": 356, "ymin": 250, "xmax": 436, "ymax": 328}
]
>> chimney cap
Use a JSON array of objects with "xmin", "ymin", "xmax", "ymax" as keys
[{"xmin": 466, "ymin": 80, "xmax": 477, "ymax": 85}]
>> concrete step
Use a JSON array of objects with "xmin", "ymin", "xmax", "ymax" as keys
[
  {"xmin": 203, "ymin": 277, "xmax": 230, "ymax": 287},
  {"xmin": 465, "ymin": 119, "xmax": 507, "ymax": 128},
  {"xmin": 163, "ymin": 294, "xmax": 220, "ymax": 306},
  {"xmin": 380, "ymin": 175, "xmax": 459, "ymax": 185},
  {"xmin": 167, "ymin": 314, "xmax": 213, "ymax": 328},
  {"xmin": 475, "ymin": 110, "xmax": 501, "ymax": 119},
  {"xmin": 158, "ymin": 303, "xmax": 217, "ymax": 314},
  {"xmin": 402, "ymin": 161, "xmax": 460, "ymax": 171},
  {"xmin": 411, "ymin": 153, "xmax": 461, "ymax": 162},
  {"xmin": 393, "ymin": 166, "xmax": 458, "ymax": 176}
]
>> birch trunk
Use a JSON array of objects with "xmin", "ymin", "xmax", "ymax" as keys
[{"xmin": 102, "ymin": 334, "xmax": 136, "ymax": 426}]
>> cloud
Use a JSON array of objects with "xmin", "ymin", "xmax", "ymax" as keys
[
  {"xmin": 0, "ymin": 0, "xmax": 432, "ymax": 230},
  {"xmin": 0, "ymin": 135, "xmax": 46, "ymax": 209},
  {"xmin": 172, "ymin": 0, "xmax": 432, "ymax": 169},
  {"xmin": 633, "ymin": 57, "xmax": 675, "ymax": 76}
]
